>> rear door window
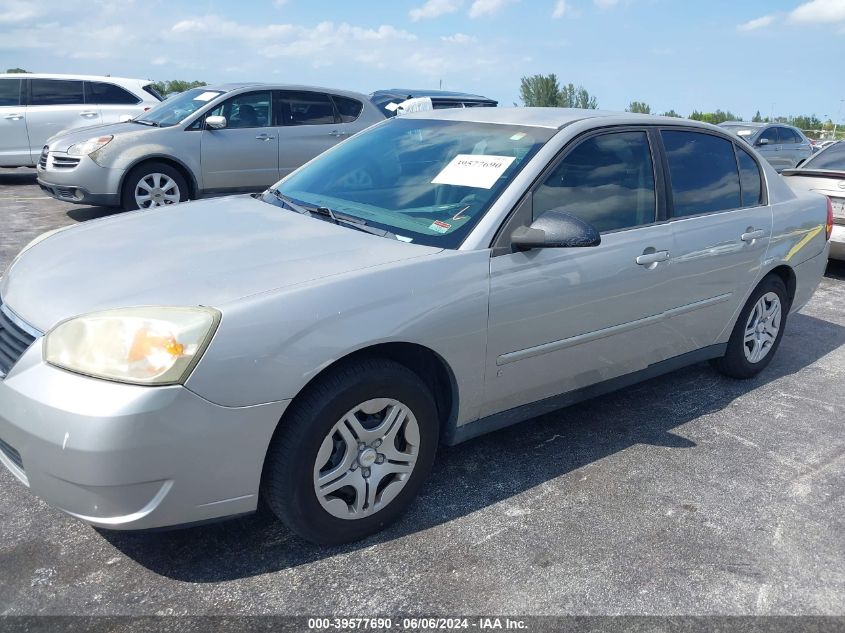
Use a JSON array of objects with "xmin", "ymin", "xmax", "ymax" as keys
[
  {"xmin": 533, "ymin": 130, "xmax": 657, "ymax": 232},
  {"xmin": 85, "ymin": 81, "xmax": 140, "ymax": 105},
  {"xmin": 0, "ymin": 78, "xmax": 22, "ymax": 106},
  {"xmin": 662, "ymin": 130, "xmax": 742, "ymax": 217},
  {"xmin": 778, "ymin": 127, "xmax": 800, "ymax": 144},
  {"xmin": 735, "ymin": 145, "xmax": 763, "ymax": 207},
  {"xmin": 30, "ymin": 79, "xmax": 85, "ymax": 106},
  {"xmin": 331, "ymin": 95, "xmax": 363, "ymax": 123},
  {"xmin": 278, "ymin": 91, "xmax": 338, "ymax": 126}
]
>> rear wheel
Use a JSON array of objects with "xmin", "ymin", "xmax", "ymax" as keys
[
  {"xmin": 261, "ymin": 358, "xmax": 439, "ymax": 545},
  {"xmin": 710, "ymin": 275, "xmax": 788, "ymax": 379},
  {"xmin": 122, "ymin": 162, "xmax": 188, "ymax": 211}
]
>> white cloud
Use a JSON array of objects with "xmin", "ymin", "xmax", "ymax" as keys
[
  {"xmin": 0, "ymin": 0, "xmax": 44, "ymax": 23},
  {"xmin": 469, "ymin": 0, "xmax": 517, "ymax": 18},
  {"xmin": 273, "ymin": 0, "xmax": 288, "ymax": 6},
  {"xmin": 552, "ymin": 0, "xmax": 569, "ymax": 18},
  {"xmin": 409, "ymin": 0, "xmax": 462, "ymax": 21},
  {"xmin": 789, "ymin": 0, "xmax": 845, "ymax": 23},
  {"xmin": 593, "ymin": 0, "xmax": 619, "ymax": 8},
  {"xmin": 736, "ymin": 14, "xmax": 775, "ymax": 31},
  {"xmin": 441, "ymin": 32, "xmax": 477, "ymax": 43}
]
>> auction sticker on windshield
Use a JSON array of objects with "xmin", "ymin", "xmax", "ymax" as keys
[
  {"xmin": 432, "ymin": 154, "xmax": 516, "ymax": 189},
  {"xmin": 193, "ymin": 91, "xmax": 221, "ymax": 102}
]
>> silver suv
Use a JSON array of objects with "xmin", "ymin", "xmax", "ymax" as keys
[
  {"xmin": 0, "ymin": 73, "xmax": 161, "ymax": 168},
  {"xmin": 36, "ymin": 83, "xmax": 385, "ymax": 209},
  {"xmin": 719, "ymin": 121, "xmax": 813, "ymax": 171}
]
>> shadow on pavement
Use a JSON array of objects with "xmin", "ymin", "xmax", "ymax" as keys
[
  {"xmin": 826, "ymin": 259, "xmax": 845, "ymax": 281},
  {"xmin": 0, "ymin": 169, "xmax": 37, "ymax": 186},
  {"xmin": 100, "ymin": 310, "xmax": 845, "ymax": 583},
  {"xmin": 66, "ymin": 206, "xmax": 125, "ymax": 222}
]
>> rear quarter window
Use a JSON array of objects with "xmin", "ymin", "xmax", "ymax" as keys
[
  {"xmin": 662, "ymin": 130, "xmax": 741, "ymax": 217},
  {"xmin": 86, "ymin": 82, "xmax": 141, "ymax": 105},
  {"xmin": 332, "ymin": 95, "xmax": 363, "ymax": 123}
]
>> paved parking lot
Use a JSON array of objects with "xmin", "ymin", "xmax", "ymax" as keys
[{"xmin": 0, "ymin": 168, "xmax": 843, "ymax": 616}]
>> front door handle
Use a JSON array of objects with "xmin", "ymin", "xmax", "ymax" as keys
[
  {"xmin": 255, "ymin": 134, "xmax": 275, "ymax": 141},
  {"xmin": 741, "ymin": 229, "xmax": 766, "ymax": 243},
  {"xmin": 4, "ymin": 113, "xmax": 23, "ymax": 120},
  {"xmin": 636, "ymin": 250, "xmax": 669, "ymax": 267}
]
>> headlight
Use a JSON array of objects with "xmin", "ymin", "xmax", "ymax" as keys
[
  {"xmin": 44, "ymin": 307, "xmax": 220, "ymax": 385},
  {"xmin": 67, "ymin": 135, "xmax": 113, "ymax": 157}
]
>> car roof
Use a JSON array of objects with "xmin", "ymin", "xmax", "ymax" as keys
[
  {"xmin": 200, "ymin": 82, "xmax": 371, "ymax": 100},
  {"xmin": 400, "ymin": 107, "xmax": 726, "ymax": 130},
  {"xmin": 0, "ymin": 73, "xmax": 152, "ymax": 84},
  {"xmin": 371, "ymin": 88, "xmax": 496, "ymax": 102}
]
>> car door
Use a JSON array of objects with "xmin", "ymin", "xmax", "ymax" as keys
[
  {"xmin": 659, "ymin": 130, "xmax": 772, "ymax": 354},
  {"xmin": 25, "ymin": 79, "xmax": 100, "ymax": 154},
  {"xmin": 483, "ymin": 129, "xmax": 680, "ymax": 418},
  {"xmin": 85, "ymin": 80, "xmax": 143, "ymax": 124},
  {"xmin": 0, "ymin": 77, "xmax": 31, "ymax": 166},
  {"xmin": 276, "ymin": 90, "xmax": 345, "ymax": 177},
  {"xmin": 200, "ymin": 89, "xmax": 279, "ymax": 191}
]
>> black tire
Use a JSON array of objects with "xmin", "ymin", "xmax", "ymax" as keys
[
  {"xmin": 261, "ymin": 358, "xmax": 439, "ymax": 545},
  {"xmin": 710, "ymin": 274, "xmax": 789, "ymax": 379},
  {"xmin": 121, "ymin": 161, "xmax": 188, "ymax": 211}
]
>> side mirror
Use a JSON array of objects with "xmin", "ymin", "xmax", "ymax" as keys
[
  {"xmin": 510, "ymin": 209, "xmax": 601, "ymax": 251},
  {"xmin": 206, "ymin": 115, "xmax": 227, "ymax": 130},
  {"xmin": 756, "ymin": 138, "xmax": 770, "ymax": 146}
]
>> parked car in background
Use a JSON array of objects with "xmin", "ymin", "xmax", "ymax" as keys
[
  {"xmin": 719, "ymin": 121, "xmax": 813, "ymax": 172},
  {"xmin": 36, "ymin": 83, "xmax": 386, "ymax": 209},
  {"xmin": 783, "ymin": 141, "xmax": 845, "ymax": 260},
  {"xmin": 812, "ymin": 139, "xmax": 837, "ymax": 153},
  {"xmin": 0, "ymin": 73, "xmax": 161, "ymax": 168},
  {"xmin": 0, "ymin": 109, "xmax": 830, "ymax": 544},
  {"xmin": 369, "ymin": 88, "xmax": 497, "ymax": 118}
]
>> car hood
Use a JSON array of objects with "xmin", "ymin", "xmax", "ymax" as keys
[
  {"xmin": 47, "ymin": 121, "xmax": 156, "ymax": 151},
  {"xmin": 1, "ymin": 195, "xmax": 441, "ymax": 332}
]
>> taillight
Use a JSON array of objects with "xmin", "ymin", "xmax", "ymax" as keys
[{"xmin": 827, "ymin": 197, "xmax": 834, "ymax": 241}]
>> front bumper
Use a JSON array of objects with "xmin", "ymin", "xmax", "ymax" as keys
[
  {"xmin": 0, "ymin": 337, "xmax": 288, "ymax": 530},
  {"xmin": 829, "ymin": 224, "xmax": 845, "ymax": 261},
  {"xmin": 36, "ymin": 152, "xmax": 124, "ymax": 207}
]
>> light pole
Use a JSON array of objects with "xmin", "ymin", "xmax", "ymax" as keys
[{"xmin": 834, "ymin": 99, "xmax": 845, "ymax": 139}]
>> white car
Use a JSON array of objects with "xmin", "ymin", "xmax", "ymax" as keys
[{"xmin": 0, "ymin": 73, "xmax": 162, "ymax": 168}]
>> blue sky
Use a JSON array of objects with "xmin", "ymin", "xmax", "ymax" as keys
[{"xmin": 0, "ymin": 0, "xmax": 842, "ymax": 122}]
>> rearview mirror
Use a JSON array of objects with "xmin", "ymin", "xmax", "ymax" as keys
[
  {"xmin": 511, "ymin": 210, "xmax": 601, "ymax": 251},
  {"xmin": 206, "ymin": 115, "xmax": 227, "ymax": 130}
]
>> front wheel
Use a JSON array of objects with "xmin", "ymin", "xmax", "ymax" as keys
[
  {"xmin": 710, "ymin": 274, "xmax": 788, "ymax": 379},
  {"xmin": 122, "ymin": 162, "xmax": 188, "ymax": 210},
  {"xmin": 261, "ymin": 358, "xmax": 439, "ymax": 545}
]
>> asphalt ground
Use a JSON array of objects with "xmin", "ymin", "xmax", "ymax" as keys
[{"xmin": 0, "ymin": 167, "xmax": 843, "ymax": 616}]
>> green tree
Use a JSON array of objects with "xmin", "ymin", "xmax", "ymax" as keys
[
  {"xmin": 151, "ymin": 79, "xmax": 207, "ymax": 96},
  {"xmin": 5, "ymin": 67, "xmax": 29, "ymax": 73},
  {"xmin": 626, "ymin": 101, "xmax": 651, "ymax": 114},
  {"xmin": 661, "ymin": 109, "xmax": 682, "ymax": 118},
  {"xmin": 518, "ymin": 75, "xmax": 598, "ymax": 109},
  {"xmin": 689, "ymin": 109, "xmax": 740, "ymax": 125},
  {"xmin": 752, "ymin": 110, "xmax": 764, "ymax": 123},
  {"xmin": 519, "ymin": 74, "xmax": 563, "ymax": 107}
]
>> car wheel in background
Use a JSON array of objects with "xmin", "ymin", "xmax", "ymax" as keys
[
  {"xmin": 122, "ymin": 162, "xmax": 188, "ymax": 210},
  {"xmin": 261, "ymin": 358, "xmax": 439, "ymax": 545},
  {"xmin": 710, "ymin": 274, "xmax": 789, "ymax": 379}
]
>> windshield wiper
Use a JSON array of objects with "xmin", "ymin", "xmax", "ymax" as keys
[
  {"xmin": 131, "ymin": 119, "xmax": 158, "ymax": 127},
  {"xmin": 267, "ymin": 189, "xmax": 398, "ymax": 240}
]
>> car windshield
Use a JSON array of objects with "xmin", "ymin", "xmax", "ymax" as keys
[
  {"xmin": 135, "ymin": 88, "xmax": 224, "ymax": 127},
  {"xmin": 802, "ymin": 142, "xmax": 845, "ymax": 171},
  {"xmin": 721, "ymin": 124, "xmax": 758, "ymax": 139},
  {"xmin": 264, "ymin": 118, "xmax": 555, "ymax": 248}
]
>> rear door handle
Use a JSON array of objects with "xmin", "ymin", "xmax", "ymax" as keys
[
  {"xmin": 328, "ymin": 130, "xmax": 345, "ymax": 138},
  {"xmin": 79, "ymin": 111, "xmax": 98, "ymax": 117},
  {"xmin": 255, "ymin": 134, "xmax": 275, "ymax": 141},
  {"xmin": 636, "ymin": 250, "xmax": 669, "ymax": 266},
  {"xmin": 4, "ymin": 113, "xmax": 24, "ymax": 120},
  {"xmin": 741, "ymin": 229, "xmax": 766, "ymax": 243}
]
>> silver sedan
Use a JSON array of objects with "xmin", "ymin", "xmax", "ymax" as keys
[{"xmin": 0, "ymin": 108, "xmax": 831, "ymax": 544}]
